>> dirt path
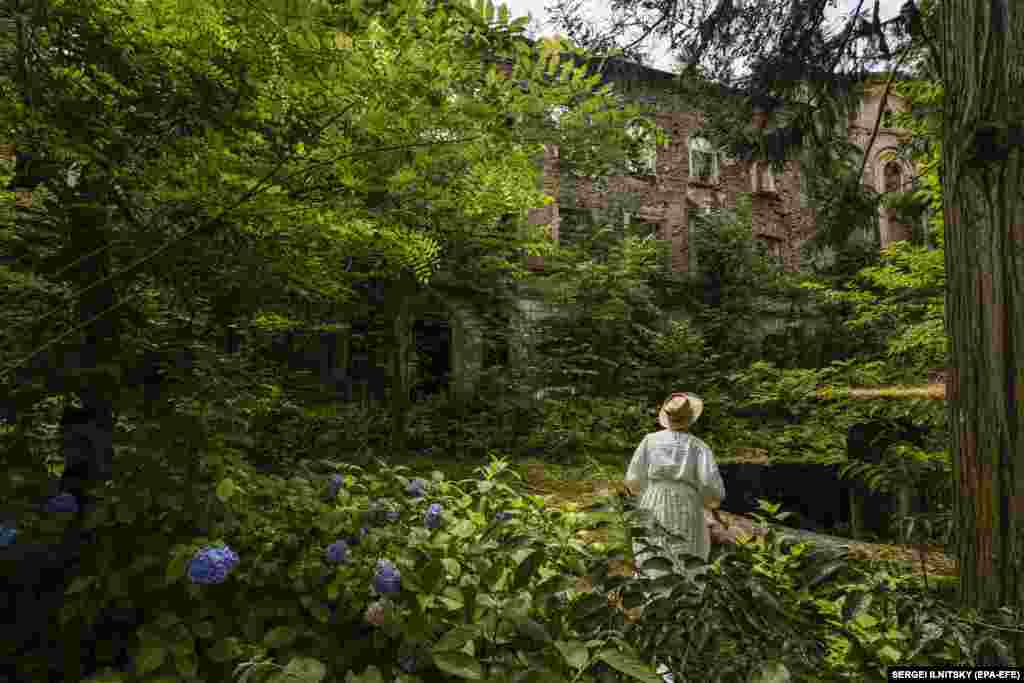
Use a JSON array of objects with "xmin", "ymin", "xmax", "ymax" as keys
[{"xmin": 523, "ymin": 464, "xmax": 957, "ymax": 578}]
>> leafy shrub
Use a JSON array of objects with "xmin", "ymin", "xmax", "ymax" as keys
[
  {"xmin": 523, "ymin": 396, "xmax": 654, "ymax": 463},
  {"xmin": 49, "ymin": 416, "xmax": 666, "ymax": 683},
  {"xmin": 573, "ymin": 495, "xmax": 1023, "ymax": 682}
]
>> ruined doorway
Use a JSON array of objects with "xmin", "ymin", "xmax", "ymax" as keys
[{"xmin": 411, "ymin": 319, "xmax": 451, "ymax": 402}]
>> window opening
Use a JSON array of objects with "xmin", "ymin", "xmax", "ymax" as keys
[{"xmin": 688, "ymin": 136, "xmax": 719, "ymax": 183}]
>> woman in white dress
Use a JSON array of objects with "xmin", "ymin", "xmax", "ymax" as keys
[{"xmin": 625, "ymin": 392, "xmax": 726, "ymax": 580}]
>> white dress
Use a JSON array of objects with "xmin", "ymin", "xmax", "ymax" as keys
[{"xmin": 626, "ymin": 430, "xmax": 726, "ymax": 576}]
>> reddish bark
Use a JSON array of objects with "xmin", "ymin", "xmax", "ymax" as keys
[
  {"xmin": 947, "ymin": 366, "xmax": 959, "ymax": 402},
  {"xmin": 979, "ymin": 271, "xmax": 994, "ymax": 306},
  {"xmin": 993, "ymin": 303, "xmax": 1008, "ymax": 354},
  {"xmin": 976, "ymin": 460, "xmax": 994, "ymax": 578}
]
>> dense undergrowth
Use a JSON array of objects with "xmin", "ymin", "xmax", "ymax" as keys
[{"xmin": 4, "ymin": 388, "xmax": 1020, "ymax": 683}]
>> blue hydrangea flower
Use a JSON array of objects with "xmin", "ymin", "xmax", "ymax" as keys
[
  {"xmin": 406, "ymin": 478, "xmax": 428, "ymax": 498},
  {"xmin": 0, "ymin": 526, "xmax": 16, "ymax": 546},
  {"xmin": 45, "ymin": 493, "xmax": 79, "ymax": 514},
  {"xmin": 384, "ymin": 510, "xmax": 400, "ymax": 523},
  {"xmin": 494, "ymin": 511, "xmax": 513, "ymax": 522},
  {"xmin": 373, "ymin": 559, "xmax": 401, "ymax": 594},
  {"xmin": 187, "ymin": 545, "xmax": 240, "ymax": 585},
  {"xmin": 324, "ymin": 474, "xmax": 343, "ymax": 501},
  {"xmin": 424, "ymin": 503, "xmax": 443, "ymax": 530},
  {"xmin": 325, "ymin": 539, "xmax": 349, "ymax": 564}
]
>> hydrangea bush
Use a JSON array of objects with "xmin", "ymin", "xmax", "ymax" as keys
[{"xmin": 57, "ymin": 437, "xmax": 664, "ymax": 683}]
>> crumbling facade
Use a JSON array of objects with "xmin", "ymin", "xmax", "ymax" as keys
[{"xmin": 506, "ymin": 54, "xmax": 916, "ymax": 274}]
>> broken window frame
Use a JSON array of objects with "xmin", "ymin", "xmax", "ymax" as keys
[
  {"xmin": 751, "ymin": 160, "xmax": 777, "ymax": 195},
  {"xmin": 688, "ymin": 136, "xmax": 720, "ymax": 184},
  {"xmin": 623, "ymin": 120, "xmax": 658, "ymax": 177}
]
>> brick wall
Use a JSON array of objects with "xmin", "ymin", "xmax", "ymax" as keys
[{"xmin": 526, "ymin": 106, "xmax": 818, "ymax": 274}]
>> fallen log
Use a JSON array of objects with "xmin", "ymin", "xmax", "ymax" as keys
[{"xmin": 815, "ymin": 383, "xmax": 946, "ymax": 401}]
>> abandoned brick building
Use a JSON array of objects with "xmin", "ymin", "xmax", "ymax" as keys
[{"xmin": 507, "ymin": 39, "xmax": 917, "ymax": 276}]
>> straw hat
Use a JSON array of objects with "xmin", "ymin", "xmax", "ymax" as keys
[{"xmin": 658, "ymin": 392, "xmax": 704, "ymax": 431}]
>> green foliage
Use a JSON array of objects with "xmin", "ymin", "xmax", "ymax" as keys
[
  {"xmin": 523, "ymin": 396, "xmax": 654, "ymax": 462},
  {"xmin": 528, "ymin": 205, "xmax": 680, "ymax": 399},
  {"xmin": 571, "ymin": 495, "xmax": 1024, "ymax": 682},
  {"xmin": 686, "ymin": 197, "xmax": 803, "ymax": 369},
  {"xmin": 45, "ymin": 411, "xmax": 655, "ymax": 683}
]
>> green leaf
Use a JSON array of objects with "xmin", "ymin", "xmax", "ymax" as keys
[
  {"xmin": 263, "ymin": 625, "xmax": 298, "ymax": 649},
  {"xmin": 344, "ymin": 666, "xmax": 385, "ymax": 683},
  {"xmin": 135, "ymin": 642, "xmax": 167, "ymax": 675},
  {"xmin": 193, "ymin": 620, "xmax": 216, "ymax": 639},
  {"xmin": 433, "ymin": 651, "xmax": 484, "ymax": 680},
  {"xmin": 854, "ymin": 612, "xmax": 879, "ymax": 629},
  {"xmin": 750, "ymin": 661, "xmax": 791, "ymax": 683},
  {"xmin": 515, "ymin": 618, "xmax": 551, "ymax": 643},
  {"xmin": 450, "ymin": 519, "xmax": 476, "ymax": 538},
  {"xmin": 640, "ymin": 557, "xmax": 673, "ymax": 573},
  {"xmin": 554, "ymin": 640, "xmax": 589, "ymax": 670},
  {"xmin": 208, "ymin": 637, "xmax": 242, "ymax": 663},
  {"xmin": 803, "ymin": 560, "xmax": 846, "ymax": 589},
  {"xmin": 66, "ymin": 575, "xmax": 96, "ymax": 595},
  {"xmin": 175, "ymin": 652, "xmax": 198, "ymax": 677},
  {"xmin": 513, "ymin": 549, "xmax": 544, "ymax": 590},
  {"xmin": 166, "ymin": 549, "xmax": 192, "ymax": 584},
  {"xmin": 842, "ymin": 591, "xmax": 873, "ymax": 622},
  {"xmin": 876, "ymin": 644, "xmax": 902, "ymax": 663},
  {"xmin": 215, "ymin": 478, "xmax": 239, "ymax": 503},
  {"xmin": 442, "ymin": 557, "xmax": 462, "ymax": 578},
  {"xmin": 282, "ymin": 656, "xmax": 328, "ymax": 683},
  {"xmin": 596, "ymin": 650, "xmax": 662, "ymax": 683},
  {"xmin": 435, "ymin": 625, "xmax": 479, "ymax": 652}
]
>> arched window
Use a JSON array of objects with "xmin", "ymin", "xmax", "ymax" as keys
[
  {"xmin": 883, "ymin": 161, "xmax": 902, "ymax": 193},
  {"xmin": 688, "ymin": 136, "xmax": 719, "ymax": 183},
  {"xmin": 751, "ymin": 161, "xmax": 776, "ymax": 194},
  {"xmin": 625, "ymin": 121, "xmax": 657, "ymax": 176}
]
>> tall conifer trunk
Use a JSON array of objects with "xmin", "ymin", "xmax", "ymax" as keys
[{"xmin": 940, "ymin": 0, "xmax": 1024, "ymax": 612}]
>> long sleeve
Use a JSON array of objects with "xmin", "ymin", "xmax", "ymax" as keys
[
  {"xmin": 698, "ymin": 446, "xmax": 726, "ymax": 506},
  {"xmin": 626, "ymin": 435, "xmax": 649, "ymax": 494}
]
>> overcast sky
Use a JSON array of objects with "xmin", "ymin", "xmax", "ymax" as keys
[{"xmin": 501, "ymin": 0, "xmax": 906, "ymax": 71}]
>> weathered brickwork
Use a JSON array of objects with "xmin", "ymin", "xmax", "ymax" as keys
[
  {"xmin": 848, "ymin": 84, "xmax": 915, "ymax": 246},
  {"xmin": 504, "ymin": 55, "xmax": 913, "ymax": 274}
]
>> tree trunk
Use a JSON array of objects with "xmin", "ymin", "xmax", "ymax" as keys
[
  {"xmin": 940, "ymin": 0, "xmax": 1024, "ymax": 615},
  {"xmin": 63, "ymin": 184, "xmax": 118, "ymax": 515},
  {"xmin": 389, "ymin": 277, "xmax": 411, "ymax": 457}
]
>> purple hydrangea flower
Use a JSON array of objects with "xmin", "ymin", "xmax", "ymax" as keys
[
  {"xmin": 494, "ymin": 511, "xmax": 513, "ymax": 522},
  {"xmin": 406, "ymin": 478, "xmax": 428, "ymax": 498},
  {"xmin": 373, "ymin": 559, "xmax": 401, "ymax": 594},
  {"xmin": 187, "ymin": 545, "xmax": 240, "ymax": 585},
  {"xmin": 365, "ymin": 600, "xmax": 388, "ymax": 627},
  {"xmin": 424, "ymin": 503, "xmax": 443, "ymax": 530},
  {"xmin": 45, "ymin": 493, "xmax": 79, "ymax": 514},
  {"xmin": 325, "ymin": 539, "xmax": 349, "ymax": 564},
  {"xmin": 0, "ymin": 526, "xmax": 16, "ymax": 546}
]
